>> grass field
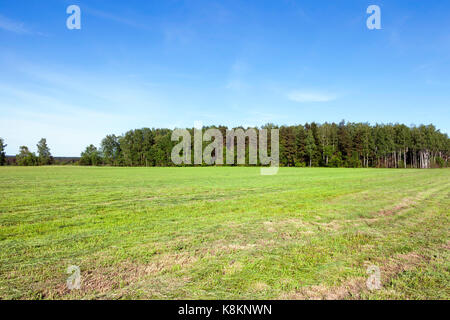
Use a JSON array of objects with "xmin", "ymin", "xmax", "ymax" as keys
[{"xmin": 0, "ymin": 166, "xmax": 449, "ymax": 300}]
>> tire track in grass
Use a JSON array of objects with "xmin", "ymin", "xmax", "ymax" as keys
[
  {"xmin": 278, "ymin": 186, "xmax": 449, "ymax": 300},
  {"xmin": 279, "ymin": 242, "xmax": 449, "ymax": 300}
]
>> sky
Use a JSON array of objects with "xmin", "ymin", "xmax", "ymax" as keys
[{"xmin": 0, "ymin": 0, "xmax": 449, "ymax": 156}]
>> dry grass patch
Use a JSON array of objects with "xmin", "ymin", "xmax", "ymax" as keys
[
  {"xmin": 280, "ymin": 247, "xmax": 438, "ymax": 300},
  {"xmin": 48, "ymin": 251, "xmax": 198, "ymax": 298}
]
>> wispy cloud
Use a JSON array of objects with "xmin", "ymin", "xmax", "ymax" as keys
[
  {"xmin": 287, "ymin": 90, "xmax": 337, "ymax": 103},
  {"xmin": 0, "ymin": 58, "xmax": 172, "ymax": 156},
  {"xmin": 11, "ymin": 62, "xmax": 161, "ymax": 110},
  {"xmin": 85, "ymin": 8, "xmax": 152, "ymax": 31},
  {"xmin": 0, "ymin": 14, "xmax": 30, "ymax": 34},
  {"xmin": 0, "ymin": 14, "xmax": 46, "ymax": 36}
]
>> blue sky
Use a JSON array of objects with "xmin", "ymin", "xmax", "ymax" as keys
[{"xmin": 0, "ymin": 0, "xmax": 449, "ymax": 156}]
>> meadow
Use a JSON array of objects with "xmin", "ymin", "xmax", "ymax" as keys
[{"xmin": 0, "ymin": 166, "xmax": 448, "ymax": 299}]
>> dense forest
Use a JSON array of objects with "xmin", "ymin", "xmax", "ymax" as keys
[{"xmin": 1, "ymin": 121, "xmax": 449, "ymax": 168}]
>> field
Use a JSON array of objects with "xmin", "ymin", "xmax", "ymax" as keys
[{"xmin": 0, "ymin": 166, "xmax": 449, "ymax": 300}]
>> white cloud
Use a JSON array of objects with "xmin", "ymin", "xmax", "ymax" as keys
[
  {"xmin": 0, "ymin": 15, "xmax": 30, "ymax": 34},
  {"xmin": 287, "ymin": 90, "xmax": 337, "ymax": 103},
  {"xmin": 0, "ymin": 14, "xmax": 46, "ymax": 36}
]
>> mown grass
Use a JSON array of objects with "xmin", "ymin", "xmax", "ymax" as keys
[{"xmin": 0, "ymin": 166, "xmax": 448, "ymax": 299}]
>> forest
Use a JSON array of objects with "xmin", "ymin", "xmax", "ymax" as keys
[{"xmin": 1, "ymin": 121, "xmax": 449, "ymax": 168}]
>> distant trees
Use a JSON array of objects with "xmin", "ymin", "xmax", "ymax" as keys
[
  {"xmin": 112, "ymin": 128, "xmax": 173, "ymax": 167},
  {"xmin": 0, "ymin": 138, "xmax": 6, "ymax": 166},
  {"xmin": 79, "ymin": 122, "xmax": 447, "ymax": 168},
  {"xmin": 305, "ymin": 130, "xmax": 316, "ymax": 167},
  {"xmin": 37, "ymin": 138, "xmax": 53, "ymax": 165},
  {"xmin": 101, "ymin": 134, "xmax": 121, "ymax": 166},
  {"xmin": 16, "ymin": 146, "xmax": 38, "ymax": 166},
  {"xmin": 8, "ymin": 138, "xmax": 53, "ymax": 166},
  {"xmin": 280, "ymin": 122, "xmax": 448, "ymax": 169},
  {"xmin": 80, "ymin": 144, "xmax": 102, "ymax": 166},
  {"xmin": 5, "ymin": 122, "xmax": 450, "ymax": 168}
]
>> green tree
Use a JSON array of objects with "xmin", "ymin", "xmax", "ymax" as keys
[
  {"xmin": 305, "ymin": 129, "xmax": 316, "ymax": 167},
  {"xmin": 0, "ymin": 138, "xmax": 6, "ymax": 166},
  {"xmin": 329, "ymin": 152, "xmax": 343, "ymax": 167},
  {"xmin": 37, "ymin": 138, "xmax": 53, "ymax": 165},
  {"xmin": 16, "ymin": 146, "xmax": 37, "ymax": 166},
  {"xmin": 318, "ymin": 123, "xmax": 336, "ymax": 166},
  {"xmin": 101, "ymin": 135, "xmax": 121, "ymax": 166},
  {"xmin": 338, "ymin": 120, "xmax": 352, "ymax": 162},
  {"xmin": 280, "ymin": 126, "xmax": 296, "ymax": 167},
  {"xmin": 294, "ymin": 125, "xmax": 306, "ymax": 165},
  {"xmin": 394, "ymin": 124, "xmax": 410, "ymax": 168},
  {"xmin": 92, "ymin": 122, "xmax": 449, "ymax": 169},
  {"xmin": 80, "ymin": 145, "xmax": 102, "ymax": 166}
]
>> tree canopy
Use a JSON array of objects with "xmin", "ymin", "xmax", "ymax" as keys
[
  {"xmin": 80, "ymin": 144, "xmax": 102, "ymax": 166},
  {"xmin": 4, "ymin": 122, "xmax": 449, "ymax": 168},
  {"xmin": 86, "ymin": 122, "xmax": 448, "ymax": 168},
  {"xmin": 37, "ymin": 138, "xmax": 53, "ymax": 165},
  {"xmin": 16, "ymin": 146, "xmax": 38, "ymax": 166}
]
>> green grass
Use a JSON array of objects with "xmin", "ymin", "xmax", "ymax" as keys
[{"xmin": 0, "ymin": 166, "xmax": 449, "ymax": 299}]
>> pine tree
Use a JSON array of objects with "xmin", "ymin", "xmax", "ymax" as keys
[{"xmin": 305, "ymin": 129, "xmax": 316, "ymax": 167}]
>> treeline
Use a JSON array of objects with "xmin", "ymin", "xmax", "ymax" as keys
[
  {"xmin": 1, "ymin": 121, "xmax": 449, "ymax": 168},
  {"xmin": 276, "ymin": 122, "xmax": 449, "ymax": 168},
  {"xmin": 0, "ymin": 138, "xmax": 54, "ymax": 166},
  {"xmin": 82, "ymin": 121, "xmax": 449, "ymax": 168}
]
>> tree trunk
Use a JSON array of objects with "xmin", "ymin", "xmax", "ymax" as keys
[
  {"xmin": 404, "ymin": 149, "xmax": 406, "ymax": 168},
  {"xmin": 394, "ymin": 151, "xmax": 396, "ymax": 168}
]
